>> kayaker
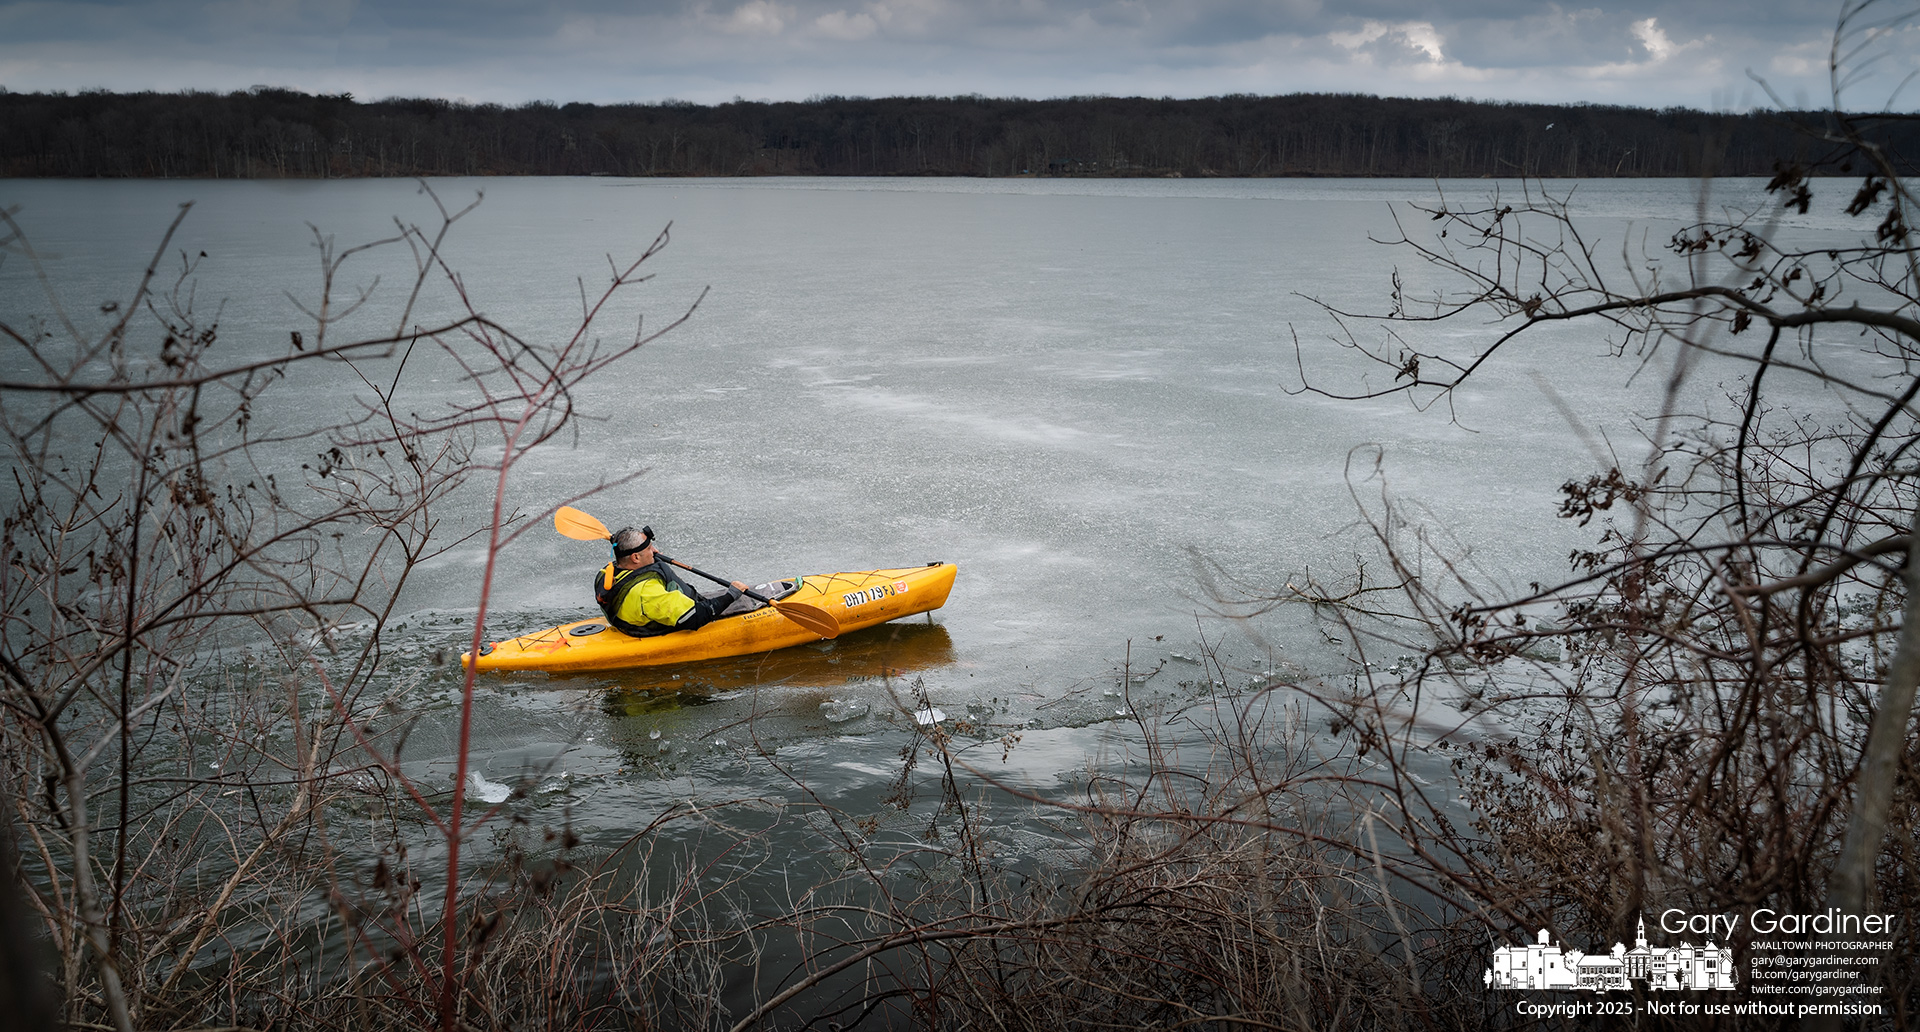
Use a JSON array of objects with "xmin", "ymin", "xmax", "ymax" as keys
[{"xmin": 594, "ymin": 525, "xmax": 751, "ymax": 637}]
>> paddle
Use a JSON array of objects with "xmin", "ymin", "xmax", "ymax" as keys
[{"xmin": 553, "ymin": 505, "xmax": 841, "ymax": 639}]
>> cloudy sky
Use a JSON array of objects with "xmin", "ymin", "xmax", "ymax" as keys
[{"xmin": 0, "ymin": 0, "xmax": 1913, "ymax": 111}]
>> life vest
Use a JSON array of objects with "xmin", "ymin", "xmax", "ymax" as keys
[{"xmin": 593, "ymin": 560, "xmax": 702, "ymax": 637}]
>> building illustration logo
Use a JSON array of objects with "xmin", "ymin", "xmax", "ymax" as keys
[{"xmin": 1486, "ymin": 916, "xmax": 1735, "ymax": 991}]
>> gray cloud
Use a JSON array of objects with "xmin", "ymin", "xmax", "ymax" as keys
[{"xmin": 0, "ymin": 0, "xmax": 1910, "ymax": 110}]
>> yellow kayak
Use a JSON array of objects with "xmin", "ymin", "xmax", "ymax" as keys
[{"xmin": 464, "ymin": 562, "xmax": 957, "ymax": 673}]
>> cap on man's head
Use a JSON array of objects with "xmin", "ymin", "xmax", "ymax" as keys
[{"xmin": 611, "ymin": 525, "xmax": 655, "ymax": 559}]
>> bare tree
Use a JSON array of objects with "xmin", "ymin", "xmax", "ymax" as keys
[
  {"xmin": 0, "ymin": 184, "xmax": 710, "ymax": 1031},
  {"xmin": 1269, "ymin": 1, "xmax": 1920, "ymax": 1024}
]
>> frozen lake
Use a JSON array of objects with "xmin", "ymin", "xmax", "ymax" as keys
[{"xmin": 1, "ymin": 174, "xmax": 1868, "ymax": 1009}]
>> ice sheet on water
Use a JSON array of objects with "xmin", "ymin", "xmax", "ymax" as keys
[
  {"xmin": 464, "ymin": 772, "xmax": 511, "ymax": 803},
  {"xmin": 820, "ymin": 699, "xmax": 870, "ymax": 723}
]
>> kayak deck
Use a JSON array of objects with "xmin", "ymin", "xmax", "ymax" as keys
[{"xmin": 463, "ymin": 562, "xmax": 956, "ymax": 673}]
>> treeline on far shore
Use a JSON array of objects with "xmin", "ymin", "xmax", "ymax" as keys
[{"xmin": 1, "ymin": 86, "xmax": 1910, "ymax": 180}]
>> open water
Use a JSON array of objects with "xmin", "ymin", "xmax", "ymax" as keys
[{"xmin": 0, "ymin": 173, "xmax": 1881, "ymax": 1016}]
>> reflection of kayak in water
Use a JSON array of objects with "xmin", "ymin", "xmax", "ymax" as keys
[
  {"xmin": 464, "ymin": 563, "xmax": 957, "ymax": 673},
  {"xmin": 604, "ymin": 621, "xmax": 956, "ymax": 701}
]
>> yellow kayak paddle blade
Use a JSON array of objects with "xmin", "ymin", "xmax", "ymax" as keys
[
  {"xmin": 768, "ymin": 599, "xmax": 840, "ymax": 639},
  {"xmin": 555, "ymin": 505, "xmax": 611, "ymax": 541}
]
